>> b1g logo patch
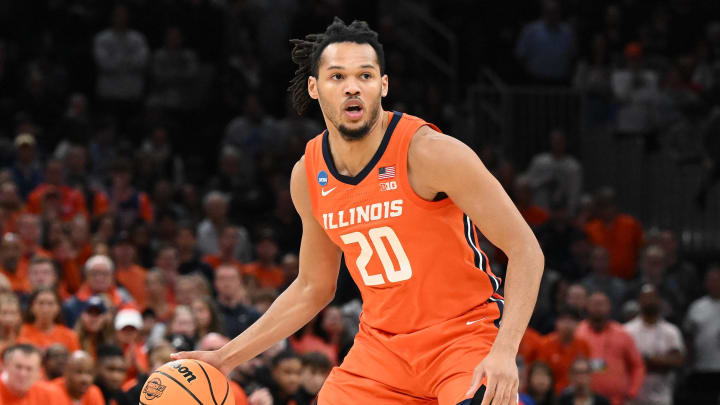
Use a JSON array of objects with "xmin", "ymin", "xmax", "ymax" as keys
[
  {"xmin": 318, "ymin": 170, "xmax": 328, "ymax": 186},
  {"xmin": 143, "ymin": 378, "xmax": 166, "ymax": 400},
  {"xmin": 379, "ymin": 181, "xmax": 397, "ymax": 191}
]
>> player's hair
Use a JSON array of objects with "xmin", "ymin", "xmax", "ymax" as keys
[{"xmin": 288, "ymin": 17, "xmax": 386, "ymax": 115}]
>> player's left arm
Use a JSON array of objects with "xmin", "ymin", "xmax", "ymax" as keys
[{"xmin": 408, "ymin": 127, "xmax": 544, "ymax": 405}]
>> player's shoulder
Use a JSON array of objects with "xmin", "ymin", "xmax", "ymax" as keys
[{"xmin": 408, "ymin": 123, "xmax": 469, "ymax": 167}]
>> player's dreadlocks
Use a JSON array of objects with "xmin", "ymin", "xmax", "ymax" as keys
[{"xmin": 288, "ymin": 17, "xmax": 386, "ymax": 115}]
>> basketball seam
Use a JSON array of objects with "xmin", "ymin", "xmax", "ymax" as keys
[
  {"xmin": 193, "ymin": 360, "xmax": 219, "ymax": 405},
  {"xmin": 220, "ymin": 381, "xmax": 229, "ymax": 405},
  {"xmin": 153, "ymin": 370, "xmax": 204, "ymax": 405}
]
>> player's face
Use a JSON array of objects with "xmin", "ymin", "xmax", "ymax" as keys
[{"xmin": 309, "ymin": 42, "xmax": 388, "ymax": 140}]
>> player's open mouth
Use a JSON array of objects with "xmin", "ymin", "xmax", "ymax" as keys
[{"xmin": 344, "ymin": 101, "xmax": 364, "ymax": 120}]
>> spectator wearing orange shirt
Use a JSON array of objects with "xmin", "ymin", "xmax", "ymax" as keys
[
  {"xmin": 0, "ymin": 233, "xmax": 31, "ymax": 293},
  {"xmin": 26, "ymin": 256, "xmax": 71, "ymax": 302},
  {"xmin": 120, "ymin": 340, "xmax": 175, "ymax": 404},
  {"xmin": 0, "ymin": 344, "xmax": 60, "ymax": 404},
  {"xmin": 0, "ymin": 293, "xmax": 23, "ymax": 363},
  {"xmin": 518, "ymin": 326, "xmax": 543, "ymax": 366},
  {"xmin": 575, "ymin": 292, "xmax": 645, "ymax": 405},
  {"xmin": 144, "ymin": 270, "xmax": 175, "ymax": 323},
  {"xmin": 585, "ymin": 188, "xmax": 643, "ymax": 280},
  {"xmin": 17, "ymin": 214, "xmax": 52, "ymax": 259},
  {"xmin": 0, "ymin": 181, "xmax": 25, "ymax": 234},
  {"xmin": 52, "ymin": 351, "xmax": 105, "ymax": 405},
  {"xmin": 535, "ymin": 306, "xmax": 590, "ymax": 392},
  {"xmin": 202, "ymin": 225, "xmax": 245, "ymax": 273},
  {"xmin": 43, "ymin": 344, "xmax": 70, "ymax": 381},
  {"xmin": 110, "ymin": 231, "xmax": 147, "ymax": 308},
  {"xmin": 19, "ymin": 288, "xmax": 81, "ymax": 352},
  {"xmin": 94, "ymin": 158, "xmax": 154, "ymax": 230},
  {"xmin": 26, "ymin": 159, "xmax": 88, "ymax": 223},
  {"xmin": 515, "ymin": 177, "xmax": 550, "ymax": 227},
  {"xmin": 244, "ymin": 230, "xmax": 285, "ymax": 289},
  {"xmin": 63, "ymin": 255, "xmax": 134, "ymax": 327}
]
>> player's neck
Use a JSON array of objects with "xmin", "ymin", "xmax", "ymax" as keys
[{"xmin": 327, "ymin": 109, "xmax": 388, "ymax": 178}]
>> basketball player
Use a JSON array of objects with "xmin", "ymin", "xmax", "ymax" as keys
[{"xmin": 173, "ymin": 18, "xmax": 543, "ymax": 405}]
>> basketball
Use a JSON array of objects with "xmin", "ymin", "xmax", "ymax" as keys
[{"xmin": 140, "ymin": 360, "xmax": 235, "ymax": 405}]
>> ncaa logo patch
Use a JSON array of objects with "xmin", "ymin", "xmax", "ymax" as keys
[
  {"xmin": 143, "ymin": 378, "xmax": 166, "ymax": 400},
  {"xmin": 318, "ymin": 170, "xmax": 328, "ymax": 186}
]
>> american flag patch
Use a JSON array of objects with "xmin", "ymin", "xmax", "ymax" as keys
[{"xmin": 378, "ymin": 165, "xmax": 396, "ymax": 179}]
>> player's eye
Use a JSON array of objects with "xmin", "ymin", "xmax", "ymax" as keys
[
  {"xmin": 331, "ymin": 73, "xmax": 343, "ymax": 80},
  {"xmin": 362, "ymin": 73, "xmax": 372, "ymax": 79}
]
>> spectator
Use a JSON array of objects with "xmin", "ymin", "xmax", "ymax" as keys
[
  {"xmin": 154, "ymin": 245, "xmax": 180, "ymax": 288},
  {"xmin": 99, "ymin": 158, "xmax": 154, "ymax": 230},
  {"xmin": 114, "ymin": 308, "xmax": 147, "ymax": 383},
  {"xmin": 655, "ymin": 230, "xmax": 701, "ymax": 310},
  {"xmin": 585, "ymin": 188, "xmax": 644, "ymax": 280},
  {"xmin": 279, "ymin": 253, "xmax": 299, "ymax": 291},
  {"xmin": 19, "ymin": 288, "xmax": 80, "ymax": 352},
  {"xmin": 0, "ymin": 233, "xmax": 30, "ymax": 293},
  {"xmin": 214, "ymin": 264, "xmax": 260, "ymax": 338},
  {"xmin": 535, "ymin": 306, "xmax": 590, "ymax": 393},
  {"xmin": 26, "ymin": 159, "xmax": 87, "ymax": 222},
  {"xmin": 17, "ymin": 213, "xmax": 51, "ymax": 259},
  {"xmin": 683, "ymin": 266, "xmax": 720, "ymax": 404},
  {"xmin": 575, "ymin": 292, "xmax": 645, "ymax": 405},
  {"xmin": 75, "ymin": 296, "xmax": 115, "ymax": 358},
  {"xmin": 167, "ymin": 305, "xmax": 196, "ymax": 343},
  {"xmin": 524, "ymin": 129, "xmax": 583, "ymax": 214},
  {"xmin": 151, "ymin": 180, "xmax": 186, "ymax": 222},
  {"xmin": 290, "ymin": 306, "xmax": 351, "ymax": 366},
  {"xmin": 256, "ymin": 350, "xmax": 304, "ymax": 405},
  {"xmin": 558, "ymin": 358, "xmax": 611, "ymax": 405},
  {"xmin": 203, "ymin": 225, "xmax": 245, "ymax": 273},
  {"xmin": 581, "ymin": 246, "xmax": 627, "ymax": 319},
  {"xmin": 514, "ymin": 176, "xmax": 549, "ymax": 227},
  {"xmin": 111, "ymin": 231, "xmax": 147, "ymax": 309},
  {"xmin": 93, "ymin": 5, "xmax": 149, "ymax": 110},
  {"xmin": 297, "ymin": 352, "xmax": 332, "ymax": 404},
  {"xmin": 69, "ymin": 216, "xmax": 94, "ymax": 277},
  {"xmin": 523, "ymin": 362, "xmax": 556, "ymax": 405},
  {"xmin": 515, "ymin": 0, "xmax": 576, "ymax": 85},
  {"xmin": 0, "ymin": 181, "xmax": 24, "ymax": 234},
  {"xmin": 625, "ymin": 245, "xmax": 685, "ymax": 324},
  {"xmin": 244, "ymin": 230, "xmax": 285, "ymax": 289},
  {"xmin": 624, "ymin": 285, "xmax": 685, "ymax": 405},
  {"xmin": 94, "ymin": 344, "xmax": 128, "ymax": 405},
  {"xmin": 190, "ymin": 296, "xmax": 223, "ymax": 339},
  {"xmin": 536, "ymin": 198, "xmax": 588, "ymax": 281},
  {"xmin": 208, "ymin": 146, "xmax": 255, "ymax": 209},
  {"xmin": 10, "ymin": 134, "xmax": 43, "ymax": 200},
  {"xmin": 52, "ymin": 350, "xmax": 105, "ymax": 405},
  {"xmin": 197, "ymin": 191, "xmax": 251, "ymax": 260},
  {"xmin": 144, "ymin": 269, "xmax": 174, "ymax": 323},
  {"xmin": 120, "ymin": 339, "xmax": 174, "ymax": 405},
  {"xmin": 27, "ymin": 256, "xmax": 70, "ymax": 301},
  {"xmin": 0, "ymin": 293, "xmax": 22, "ymax": 357},
  {"xmin": 64, "ymin": 255, "xmax": 133, "ymax": 326},
  {"xmin": 0, "ymin": 344, "xmax": 58, "ymax": 403},
  {"xmin": 43, "ymin": 343, "xmax": 70, "ymax": 380},
  {"xmin": 223, "ymin": 93, "xmax": 277, "ymax": 158},
  {"xmin": 518, "ymin": 325, "xmax": 543, "ymax": 367},
  {"xmin": 175, "ymin": 224, "xmax": 214, "ymax": 281},
  {"xmin": 147, "ymin": 27, "xmax": 198, "ymax": 111},
  {"xmin": 251, "ymin": 287, "xmax": 278, "ymax": 315},
  {"xmin": 174, "ymin": 273, "xmax": 210, "ymax": 307},
  {"xmin": 566, "ymin": 283, "xmax": 588, "ymax": 314}
]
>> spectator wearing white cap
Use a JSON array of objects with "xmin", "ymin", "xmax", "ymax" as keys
[{"xmin": 115, "ymin": 308, "xmax": 147, "ymax": 383}]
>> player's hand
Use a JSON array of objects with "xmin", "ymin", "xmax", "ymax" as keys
[
  {"xmin": 248, "ymin": 388, "xmax": 273, "ymax": 405},
  {"xmin": 466, "ymin": 349, "xmax": 518, "ymax": 405},
  {"xmin": 170, "ymin": 350, "xmax": 232, "ymax": 375}
]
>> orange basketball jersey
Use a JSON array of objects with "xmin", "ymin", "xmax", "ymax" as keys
[{"xmin": 304, "ymin": 111, "xmax": 501, "ymax": 334}]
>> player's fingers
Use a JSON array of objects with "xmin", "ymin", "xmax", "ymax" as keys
[
  {"xmin": 465, "ymin": 365, "xmax": 485, "ymax": 397},
  {"xmin": 479, "ymin": 375, "xmax": 497, "ymax": 405},
  {"xmin": 495, "ymin": 379, "xmax": 511, "ymax": 405},
  {"xmin": 509, "ymin": 378, "xmax": 519, "ymax": 405},
  {"xmin": 170, "ymin": 351, "xmax": 193, "ymax": 360}
]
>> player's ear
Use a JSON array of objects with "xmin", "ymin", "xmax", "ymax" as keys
[
  {"xmin": 308, "ymin": 76, "xmax": 319, "ymax": 100},
  {"xmin": 381, "ymin": 74, "xmax": 388, "ymax": 98}
]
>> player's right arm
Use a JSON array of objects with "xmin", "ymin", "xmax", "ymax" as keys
[{"xmin": 172, "ymin": 156, "xmax": 342, "ymax": 374}]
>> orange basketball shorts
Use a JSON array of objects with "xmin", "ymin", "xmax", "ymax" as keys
[{"xmin": 318, "ymin": 296, "xmax": 503, "ymax": 405}]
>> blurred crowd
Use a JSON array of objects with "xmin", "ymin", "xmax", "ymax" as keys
[{"xmin": 0, "ymin": 1, "xmax": 719, "ymax": 405}]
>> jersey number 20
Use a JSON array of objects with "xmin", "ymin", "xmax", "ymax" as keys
[{"xmin": 340, "ymin": 226, "xmax": 412, "ymax": 286}]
